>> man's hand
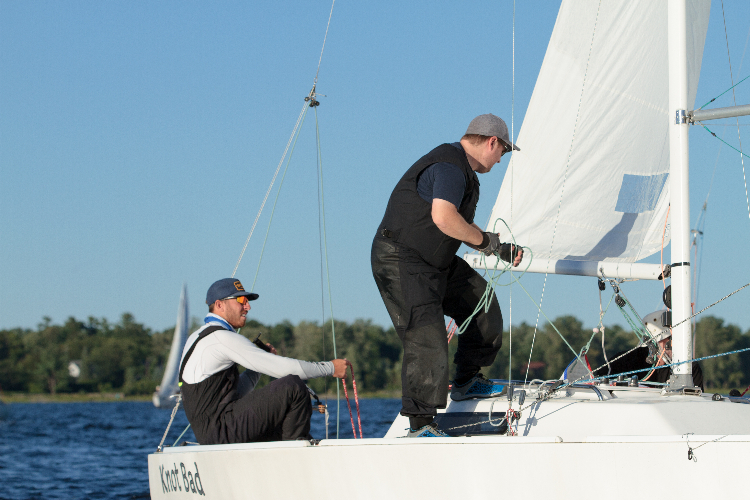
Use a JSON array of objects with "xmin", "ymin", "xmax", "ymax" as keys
[
  {"xmin": 499, "ymin": 243, "xmax": 524, "ymax": 267},
  {"xmin": 477, "ymin": 232, "xmax": 501, "ymax": 256},
  {"xmin": 331, "ymin": 359, "xmax": 352, "ymax": 378},
  {"xmin": 265, "ymin": 343, "xmax": 277, "ymax": 355}
]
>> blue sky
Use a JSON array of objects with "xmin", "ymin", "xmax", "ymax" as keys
[{"xmin": 1, "ymin": 1, "xmax": 749, "ymax": 336}]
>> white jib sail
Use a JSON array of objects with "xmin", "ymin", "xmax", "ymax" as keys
[
  {"xmin": 156, "ymin": 284, "xmax": 189, "ymax": 405},
  {"xmin": 489, "ymin": 0, "xmax": 709, "ymax": 267}
]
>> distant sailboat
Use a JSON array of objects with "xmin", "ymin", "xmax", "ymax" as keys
[{"xmin": 153, "ymin": 284, "xmax": 189, "ymax": 409}]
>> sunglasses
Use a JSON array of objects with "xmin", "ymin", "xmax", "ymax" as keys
[
  {"xmin": 224, "ymin": 296, "xmax": 249, "ymax": 305},
  {"xmin": 495, "ymin": 137, "xmax": 512, "ymax": 153}
]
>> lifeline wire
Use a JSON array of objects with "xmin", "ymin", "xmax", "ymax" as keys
[
  {"xmin": 445, "ymin": 345, "xmax": 750, "ymax": 435},
  {"xmin": 669, "ymin": 282, "xmax": 750, "ymax": 330}
]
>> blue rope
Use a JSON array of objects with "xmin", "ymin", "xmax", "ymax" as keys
[{"xmin": 567, "ymin": 346, "xmax": 750, "ymax": 386}]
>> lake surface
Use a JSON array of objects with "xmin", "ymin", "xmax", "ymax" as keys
[{"xmin": 0, "ymin": 398, "xmax": 401, "ymax": 500}]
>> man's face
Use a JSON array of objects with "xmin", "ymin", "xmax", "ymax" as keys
[
  {"xmin": 216, "ymin": 296, "xmax": 251, "ymax": 329},
  {"xmin": 478, "ymin": 137, "xmax": 508, "ymax": 173},
  {"xmin": 658, "ymin": 337, "xmax": 672, "ymax": 364}
]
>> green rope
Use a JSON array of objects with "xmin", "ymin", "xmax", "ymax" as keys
[
  {"xmin": 455, "ymin": 218, "xmax": 530, "ymax": 336},
  {"xmin": 509, "ymin": 270, "xmax": 589, "ymax": 366},
  {"xmin": 700, "ymin": 123, "xmax": 750, "ymax": 159},
  {"xmin": 459, "ymin": 218, "xmax": 586, "ymax": 368},
  {"xmin": 251, "ymin": 107, "xmax": 309, "ymax": 290},
  {"xmin": 173, "ymin": 424, "xmax": 191, "ymax": 447},
  {"xmin": 696, "ymin": 73, "xmax": 750, "ymax": 110},
  {"xmin": 313, "ymin": 107, "xmax": 340, "ymax": 439}
]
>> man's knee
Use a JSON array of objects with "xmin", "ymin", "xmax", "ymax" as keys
[{"xmin": 274, "ymin": 375, "xmax": 309, "ymax": 402}]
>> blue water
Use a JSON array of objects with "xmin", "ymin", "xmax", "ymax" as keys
[{"xmin": 0, "ymin": 399, "xmax": 401, "ymax": 500}]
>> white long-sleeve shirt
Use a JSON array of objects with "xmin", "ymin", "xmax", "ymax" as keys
[{"xmin": 180, "ymin": 314, "xmax": 334, "ymax": 395}]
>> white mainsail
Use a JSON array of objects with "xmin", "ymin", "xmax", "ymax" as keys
[
  {"xmin": 153, "ymin": 283, "xmax": 189, "ymax": 408},
  {"xmin": 489, "ymin": 0, "xmax": 709, "ymax": 264}
]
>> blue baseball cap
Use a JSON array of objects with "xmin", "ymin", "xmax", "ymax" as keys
[{"xmin": 205, "ymin": 278, "xmax": 259, "ymax": 305}]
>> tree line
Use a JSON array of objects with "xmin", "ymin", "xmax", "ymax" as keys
[{"xmin": 0, "ymin": 313, "xmax": 748, "ymax": 395}]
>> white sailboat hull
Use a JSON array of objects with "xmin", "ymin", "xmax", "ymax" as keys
[
  {"xmin": 149, "ymin": 438, "xmax": 749, "ymax": 499},
  {"xmin": 148, "ymin": 389, "xmax": 750, "ymax": 499}
]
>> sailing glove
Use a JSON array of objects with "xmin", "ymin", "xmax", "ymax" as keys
[
  {"xmin": 478, "ymin": 232, "xmax": 501, "ymax": 256},
  {"xmin": 499, "ymin": 243, "xmax": 522, "ymax": 263}
]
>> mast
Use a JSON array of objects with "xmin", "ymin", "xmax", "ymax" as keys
[{"xmin": 667, "ymin": 0, "xmax": 694, "ymax": 389}]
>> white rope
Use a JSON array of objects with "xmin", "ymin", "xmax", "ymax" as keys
[
  {"xmin": 314, "ymin": 0, "xmax": 336, "ymax": 87},
  {"xmin": 157, "ymin": 395, "xmax": 182, "ymax": 452},
  {"xmin": 231, "ymin": 0, "xmax": 338, "ymax": 278}
]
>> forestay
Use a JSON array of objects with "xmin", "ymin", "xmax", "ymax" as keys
[{"xmin": 490, "ymin": 0, "xmax": 709, "ymax": 264}]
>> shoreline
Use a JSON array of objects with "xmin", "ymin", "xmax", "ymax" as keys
[
  {"xmin": 2, "ymin": 387, "xmax": 743, "ymax": 404},
  {"xmin": 1, "ymin": 389, "xmax": 402, "ymax": 404}
]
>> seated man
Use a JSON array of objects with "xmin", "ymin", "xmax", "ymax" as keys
[
  {"xmin": 179, "ymin": 278, "xmax": 349, "ymax": 444},
  {"xmin": 593, "ymin": 309, "xmax": 703, "ymax": 390}
]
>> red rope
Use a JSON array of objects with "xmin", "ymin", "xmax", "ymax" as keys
[
  {"xmin": 741, "ymin": 384, "xmax": 750, "ymax": 397},
  {"xmin": 341, "ymin": 364, "xmax": 363, "ymax": 438},
  {"xmin": 446, "ymin": 320, "xmax": 458, "ymax": 343}
]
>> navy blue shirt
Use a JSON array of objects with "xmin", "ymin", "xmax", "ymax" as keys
[{"xmin": 416, "ymin": 143, "xmax": 466, "ymax": 208}]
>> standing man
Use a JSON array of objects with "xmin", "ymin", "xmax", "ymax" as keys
[
  {"xmin": 179, "ymin": 278, "xmax": 350, "ymax": 444},
  {"xmin": 371, "ymin": 114, "xmax": 523, "ymax": 437}
]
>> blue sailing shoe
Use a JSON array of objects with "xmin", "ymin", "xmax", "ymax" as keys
[
  {"xmin": 450, "ymin": 373, "xmax": 505, "ymax": 401},
  {"xmin": 407, "ymin": 423, "xmax": 449, "ymax": 438}
]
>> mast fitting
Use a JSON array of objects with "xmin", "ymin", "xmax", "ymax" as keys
[{"xmin": 304, "ymin": 84, "xmax": 321, "ymax": 107}]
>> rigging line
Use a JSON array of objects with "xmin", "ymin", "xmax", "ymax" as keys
[
  {"xmin": 525, "ymin": 0, "xmax": 602, "ymax": 384},
  {"xmin": 314, "ymin": 107, "xmax": 331, "ymax": 437},
  {"xmin": 698, "ymin": 124, "xmax": 750, "ymax": 159},
  {"xmin": 575, "ymin": 345, "xmax": 750, "ymax": 385},
  {"xmin": 234, "ymin": 0, "xmax": 336, "ymax": 279},
  {"xmin": 313, "ymin": 0, "xmax": 336, "ymax": 88},
  {"xmin": 450, "ymin": 342, "xmax": 750, "ymax": 434},
  {"xmin": 670, "ymin": 282, "xmax": 749, "ymax": 330},
  {"xmin": 695, "ymin": 74, "xmax": 750, "ymax": 110},
  {"xmin": 156, "ymin": 395, "xmax": 182, "ymax": 452},
  {"xmin": 250, "ymin": 107, "xmax": 310, "ymax": 290},
  {"xmin": 509, "ymin": 266, "xmax": 590, "ymax": 364},
  {"xmin": 232, "ymin": 102, "xmax": 309, "ymax": 278},
  {"xmin": 314, "ymin": 107, "xmax": 341, "ymax": 439},
  {"xmin": 509, "ymin": 0, "xmax": 515, "ymax": 382},
  {"xmin": 721, "ymin": 0, "xmax": 749, "ymax": 226}
]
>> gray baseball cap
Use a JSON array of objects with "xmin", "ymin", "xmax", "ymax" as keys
[{"xmin": 465, "ymin": 114, "xmax": 520, "ymax": 152}]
